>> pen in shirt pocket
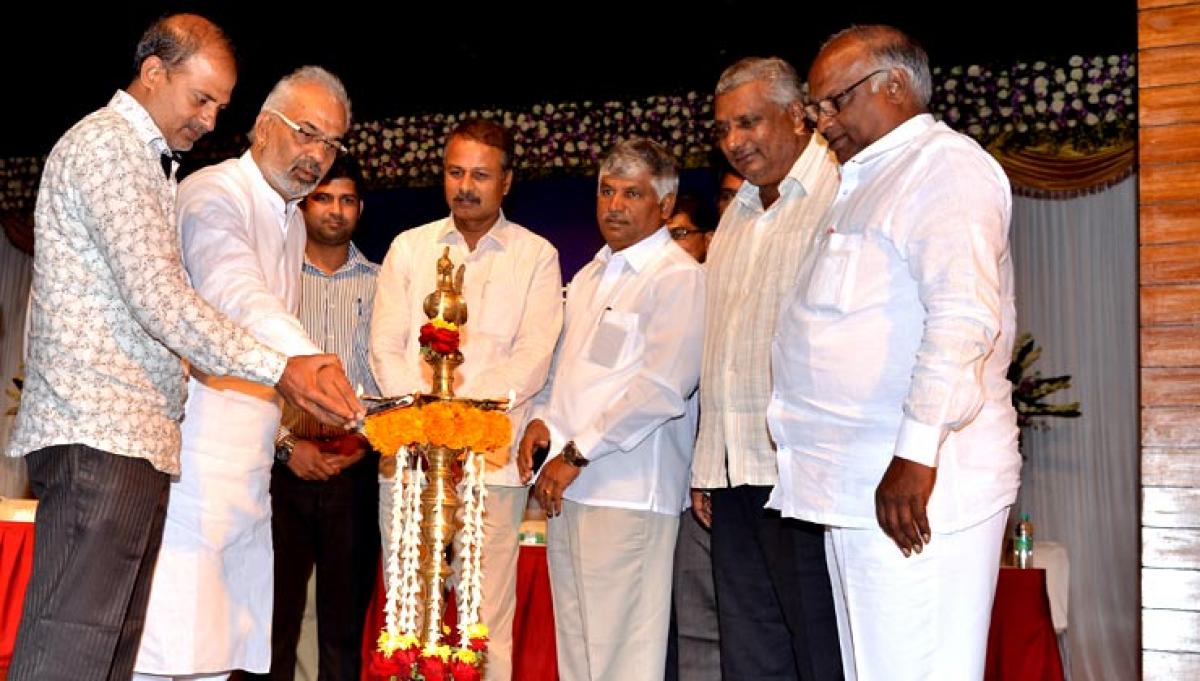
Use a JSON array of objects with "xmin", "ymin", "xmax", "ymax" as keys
[{"xmin": 356, "ymin": 297, "xmax": 362, "ymax": 317}]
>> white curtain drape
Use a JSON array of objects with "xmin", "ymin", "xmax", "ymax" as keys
[
  {"xmin": 0, "ymin": 235, "xmax": 32, "ymax": 497},
  {"xmin": 1009, "ymin": 175, "xmax": 1139, "ymax": 681}
]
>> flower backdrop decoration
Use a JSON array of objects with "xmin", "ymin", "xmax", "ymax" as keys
[
  {"xmin": 930, "ymin": 55, "xmax": 1136, "ymax": 153},
  {"xmin": 0, "ymin": 53, "xmax": 1137, "ymax": 237}
]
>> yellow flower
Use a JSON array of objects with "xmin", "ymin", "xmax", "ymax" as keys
[
  {"xmin": 454, "ymin": 648, "xmax": 479, "ymax": 664},
  {"xmin": 422, "ymin": 642, "xmax": 452, "ymax": 661},
  {"xmin": 466, "ymin": 622, "xmax": 490, "ymax": 639}
]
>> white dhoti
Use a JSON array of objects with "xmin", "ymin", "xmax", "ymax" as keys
[
  {"xmin": 134, "ymin": 379, "xmax": 280, "ymax": 675},
  {"xmin": 826, "ymin": 507, "xmax": 1009, "ymax": 681}
]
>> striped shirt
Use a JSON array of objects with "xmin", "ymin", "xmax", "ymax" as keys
[
  {"xmin": 690, "ymin": 134, "xmax": 841, "ymax": 489},
  {"xmin": 282, "ymin": 243, "xmax": 380, "ymax": 439}
]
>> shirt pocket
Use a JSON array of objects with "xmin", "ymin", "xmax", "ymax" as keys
[
  {"xmin": 474, "ymin": 276, "xmax": 521, "ymax": 341},
  {"xmin": 587, "ymin": 309, "xmax": 640, "ymax": 369},
  {"xmin": 804, "ymin": 232, "xmax": 863, "ymax": 313}
]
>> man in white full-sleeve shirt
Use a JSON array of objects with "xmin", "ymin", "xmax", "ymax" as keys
[
  {"xmin": 134, "ymin": 66, "xmax": 354, "ymax": 681},
  {"xmin": 369, "ymin": 118, "xmax": 563, "ymax": 681},
  {"xmin": 769, "ymin": 26, "xmax": 1021, "ymax": 681},
  {"xmin": 519, "ymin": 138, "xmax": 705, "ymax": 681}
]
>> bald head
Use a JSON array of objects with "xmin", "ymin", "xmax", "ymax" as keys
[
  {"xmin": 131, "ymin": 13, "xmax": 234, "ymax": 82},
  {"xmin": 807, "ymin": 24, "xmax": 930, "ymax": 163}
]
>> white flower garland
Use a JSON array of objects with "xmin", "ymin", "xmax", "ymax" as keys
[
  {"xmin": 382, "ymin": 448, "xmax": 425, "ymax": 648},
  {"xmin": 455, "ymin": 449, "xmax": 488, "ymax": 643}
]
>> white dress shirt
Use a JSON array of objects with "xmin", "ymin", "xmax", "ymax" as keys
[
  {"xmin": 533, "ymin": 228, "xmax": 705, "ymax": 515},
  {"xmin": 370, "ymin": 214, "xmax": 563, "ymax": 486},
  {"xmin": 690, "ymin": 134, "xmax": 840, "ymax": 489},
  {"xmin": 180, "ymin": 152, "xmax": 321, "ymax": 362},
  {"xmin": 767, "ymin": 114, "xmax": 1021, "ymax": 533}
]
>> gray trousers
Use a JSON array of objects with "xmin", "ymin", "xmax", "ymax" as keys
[{"xmin": 8, "ymin": 444, "xmax": 170, "ymax": 681}]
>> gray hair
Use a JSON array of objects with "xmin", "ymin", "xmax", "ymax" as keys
[
  {"xmin": 715, "ymin": 57, "xmax": 804, "ymax": 108},
  {"xmin": 598, "ymin": 138, "xmax": 679, "ymax": 202},
  {"xmin": 822, "ymin": 25, "xmax": 933, "ymax": 107},
  {"xmin": 260, "ymin": 65, "xmax": 352, "ymax": 126}
]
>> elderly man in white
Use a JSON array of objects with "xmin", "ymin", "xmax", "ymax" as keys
[
  {"xmin": 133, "ymin": 66, "xmax": 354, "ymax": 681},
  {"xmin": 519, "ymin": 137, "xmax": 706, "ymax": 681},
  {"xmin": 769, "ymin": 26, "xmax": 1021, "ymax": 681}
]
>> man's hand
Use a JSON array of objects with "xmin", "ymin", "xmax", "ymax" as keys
[
  {"xmin": 287, "ymin": 440, "xmax": 339, "ymax": 481},
  {"xmin": 690, "ymin": 489, "xmax": 713, "ymax": 529},
  {"xmin": 518, "ymin": 419, "xmax": 551, "ymax": 484},
  {"xmin": 276, "ymin": 355, "xmax": 364, "ymax": 428},
  {"xmin": 319, "ymin": 433, "xmax": 370, "ymax": 470},
  {"xmin": 874, "ymin": 455, "xmax": 937, "ymax": 557},
  {"xmin": 534, "ymin": 456, "xmax": 582, "ymax": 518}
]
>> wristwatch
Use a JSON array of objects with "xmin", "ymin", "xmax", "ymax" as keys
[
  {"xmin": 275, "ymin": 433, "xmax": 298, "ymax": 463},
  {"xmin": 561, "ymin": 440, "xmax": 589, "ymax": 468}
]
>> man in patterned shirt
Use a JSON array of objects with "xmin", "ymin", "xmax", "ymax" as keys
[{"xmin": 5, "ymin": 15, "xmax": 362, "ymax": 681}]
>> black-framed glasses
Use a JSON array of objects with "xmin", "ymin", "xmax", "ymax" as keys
[
  {"xmin": 804, "ymin": 68, "xmax": 890, "ymax": 122},
  {"xmin": 265, "ymin": 108, "xmax": 348, "ymax": 155},
  {"xmin": 670, "ymin": 227, "xmax": 704, "ymax": 240}
]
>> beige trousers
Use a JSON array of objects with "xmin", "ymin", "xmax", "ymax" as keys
[{"xmin": 547, "ymin": 500, "xmax": 679, "ymax": 681}]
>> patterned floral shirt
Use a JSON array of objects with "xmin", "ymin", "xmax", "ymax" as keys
[{"xmin": 6, "ymin": 91, "xmax": 287, "ymax": 474}]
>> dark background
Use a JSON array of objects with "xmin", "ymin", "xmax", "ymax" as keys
[{"xmin": 3, "ymin": 1, "xmax": 1137, "ymax": 274}]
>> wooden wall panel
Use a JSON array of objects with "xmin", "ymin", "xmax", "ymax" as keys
[
  {"xmin": 1140, "ymin": 244, "xmax": 1200, "ymax": 284},
  {"xmin": 1139, "ymin": 45, "xmax": 1200, "ymax": 88},
  {"xmin": 1144, "ymin": 487, "xmax": 1200, "ymax": 528},
  {"xmin": 1139, "ymin": 5, "xmax": 1200, "ymax": 48},
  {"xmin": 1140, "ymin": 162, "xmax": 1200, "ymax": 202},
  {"xmin": 1144, "ymin": 651, "xmax": 1200, "ymax": 681},
  {"xmin": 1140, "ymin": 124, "xmax": 1200, "ymax": 164},
  {"xmin": 1140, "ymin": 201, "xmax": 1200, "ymax": 244},
  {"xmin": 1142, "ymin": 368, "xmax": 1200, "ymax": 405},
  {"xmin": 1143, "ymin": 567, "xmax": 1200, "ymax": 609},
  {"xmin": 1143, "ymin": 528, "xmax": 1200, "ymax": 569},
  {"xmin": 1140, "ymin": 284, "xmax": 1200, "ymax": 326},
  {"xmin": 1140, "ymin": 84, "xmax": 1200, "ymax": 127},
  {"xmin": 1143, "ymin": 448, "xmax": 1200, "ymax": 487},
  {"xmin": 1144, "ymin": 609, "xmax": 1200, "ymax": 652},
  {"xmin": 1141, "ymin": 326, "xmax": 1200, "ymax": 367},
  {"xmin": 1143, "ymin": 408, "xmax": 1200, "ymax": 447}
]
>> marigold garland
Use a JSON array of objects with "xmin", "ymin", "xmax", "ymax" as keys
[{"xmin": 364, "ymin": 401, "xmax": 512, "ymax": 457}]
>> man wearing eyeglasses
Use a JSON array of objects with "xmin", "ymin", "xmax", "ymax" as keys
[
  {"xmin": 132, "ymin": 66, "xmax": 355, "ymax": 681},
  {"xmin": 667, "ymin": 194, "xmax": 714, "ymax": 264},
  {"xmin": 690, "ymin": 57, "xmax": 843, "ymax": 681},
  {"xmin": 769, "ymin": 26, "xmax": 1019, "ymax": 680}
]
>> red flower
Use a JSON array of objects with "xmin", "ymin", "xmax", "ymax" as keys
[
  {"xmin": 449, "ymin": 659, "xmax": 482, "ymax": 681},
  {"xmin": 394, "ymin": 645, "xmax": 421, "ymax": 668},
  {"xmin": 418, "ymin": 655, "xmax": 448, "ymax": 681},
  {"xmin": 369, "ymin": 650, "xmax": 410, "ymax": 676},
  {"xmin": 419, "ymin": 323, "xmax": 460, "ymax": 355},
  {"xmin": 468, "ymin": 636, "xmax": 489, "ymax": 652}
]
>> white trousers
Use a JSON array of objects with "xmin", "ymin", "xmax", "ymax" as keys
[
  {"xmin": 378, "ymin": 480, "xmax": 526, "ymax": 681},
  {"xmin": 827, "ymin": 507, "xmax": 1009, "ymax": 681},
  {"xmin": 547, "ymin": 500, "xmax": 678, "ymax": 681}
]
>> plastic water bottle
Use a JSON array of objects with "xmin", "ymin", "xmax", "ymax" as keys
[{"xmin": 1013, "ymin": 513, "xmax": 1034, "ymax": 568}]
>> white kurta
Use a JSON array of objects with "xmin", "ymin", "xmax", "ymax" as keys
[{"xmin": 135, "ymin": 152, "xmax": 320, "ymax": 675}]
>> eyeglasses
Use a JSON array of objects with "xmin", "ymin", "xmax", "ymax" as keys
[
  {"xmin": 265, "ymin": 108, "xmax": 348, "ymax": 155},
  {"xmin": 670, "ymin": 227, "xmax": 704, "ymax": 240},
  {"xmin": 804, "ymin": 68, "xmax": 889, "ymax": 122}
]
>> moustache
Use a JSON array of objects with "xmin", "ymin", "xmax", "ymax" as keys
[
  {"xmin": 453, "ymin": 193, "xmax": 480, "ymax": 205},
  {"xmin": 602, "ymin": 212, "xmax": 628, "ymax": 224},
  {"xmin": 292, "ymin": 156, "xmax": 323, "ymax": 178}
]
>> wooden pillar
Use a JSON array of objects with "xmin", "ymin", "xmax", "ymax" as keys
[{"xmin": 1139, "ymin": 1, "xmax": 1200, "ymax": 677}]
